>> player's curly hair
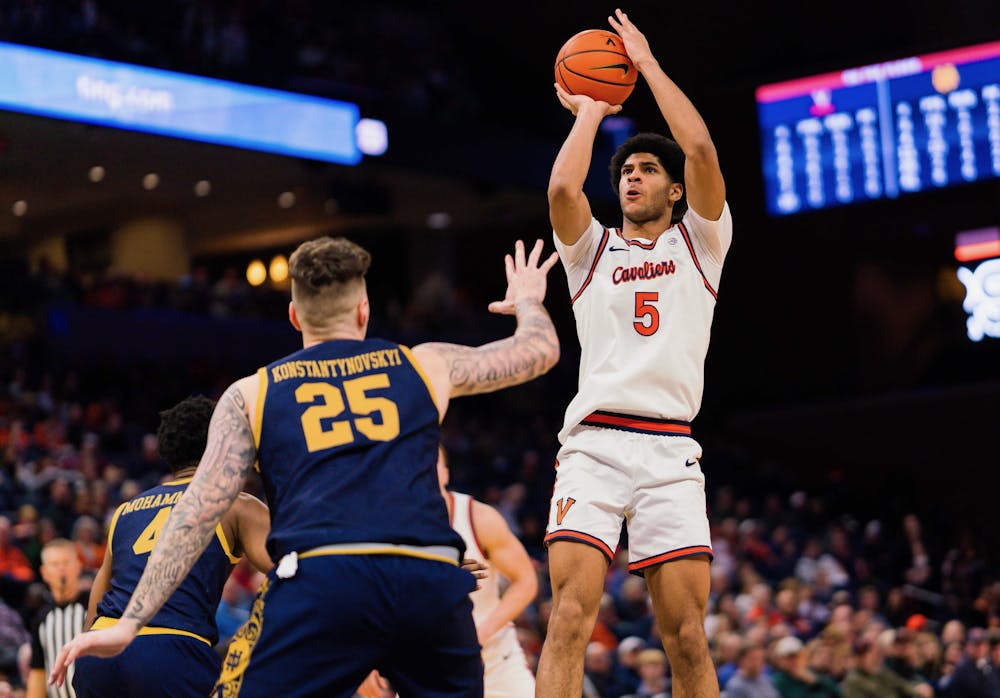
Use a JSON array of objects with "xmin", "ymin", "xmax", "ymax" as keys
[
  {"xmin": 157, "ymin": 395, "xmax": 215, "ymax": 473},
  {"xmin": 289, "ymin": 236, "xmax": 372, "ymax": 325},
  {"xmin": 609, "ymin": 133, "xmax": 687, "ymax": 224}
]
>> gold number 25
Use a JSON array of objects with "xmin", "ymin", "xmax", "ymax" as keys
[{"xmin": 295, "ymin": 373, "xmax": 401, "ymax": 452}]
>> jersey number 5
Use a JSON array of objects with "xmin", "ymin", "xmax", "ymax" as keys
[
  {"xmin": 633, "ymin": 291, "xmax": 660, "ymax": 336},
  {"xmin": 296, "ymin": 373, "xmax": 401, "ymax": 452}
]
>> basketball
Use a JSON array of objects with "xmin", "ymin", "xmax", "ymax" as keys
[{"xmin": 554, "ymin": 29, "xmax": 636, "ymax": 105}]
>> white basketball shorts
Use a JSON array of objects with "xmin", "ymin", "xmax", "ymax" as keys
[{"xmin": 544, "ymin": 411, "xmax": 713, "ymax": 574}]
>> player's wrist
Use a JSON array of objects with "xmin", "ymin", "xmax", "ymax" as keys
[
  {"xmin": 633, "ymin": 55, "xmax": 659, "ymax": 74},
  {"xmin": 117, "ymin": 616, "xmax": 143, "ymax": 636},
  {"xmin": 576, "ymin": 102, "xmax": 608, "ymax": 118}
]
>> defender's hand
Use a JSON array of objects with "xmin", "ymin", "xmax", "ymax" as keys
[
  {"xmin": 608, "ymin": 8, "xmax": 655, "ymax": 70},
  {"xmin": 462, "ymin": 557, "xmax": 489, "ymax": 590},
  {"xmin": 49, "ymin": 623, "xmax": 137, "ymax": 687},
  {"xmin": 554, "ymin": 83, "xmax": 622, "ymax": 117},
  {"xmin": 488, "ymin": 240, "xmax": 559, "ymax": 316}
]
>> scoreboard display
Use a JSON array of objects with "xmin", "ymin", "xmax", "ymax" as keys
[{"xmin": 757, "ymin": 40, "xmax": 1000, "ymax": 216}]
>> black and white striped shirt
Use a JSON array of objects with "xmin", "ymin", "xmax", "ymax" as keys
[{"xmin": 30, "ymin": 592, "xmax": 88, "ymax": 698}]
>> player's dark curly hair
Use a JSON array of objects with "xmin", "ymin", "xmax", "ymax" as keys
[
  {"xmin": 609, "ymin": 133, "xmax": 687, "ymax": 223},
  {"xmin": 157, "ymin": 395, "xmax": 215, "ymax": 473}
]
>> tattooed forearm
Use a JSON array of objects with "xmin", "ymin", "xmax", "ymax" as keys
[
  {"xmin": 425, "ymin": 300, "xmax": 559, "ymax": 396},
  {"xmin": 121, "ymin": 384, "xmax": 256, "ymax": 628}
]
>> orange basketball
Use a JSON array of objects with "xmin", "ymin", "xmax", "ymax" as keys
[{"xmin": 554, "ymin": 29, "xmax": 636, "ymax": 105}]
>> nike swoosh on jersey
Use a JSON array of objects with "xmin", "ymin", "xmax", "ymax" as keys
[
  {"xmin": 608, "ymin": 246, "xmax": 629, "ymax": 252},
  {"xmin": 685, "ymin": 458, "xmax": 699, "ymax": 467}
]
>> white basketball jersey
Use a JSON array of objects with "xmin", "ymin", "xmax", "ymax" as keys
[
  {"xmin": 449, "ymin": 492, "xmax": 501, "ymax": 627},
  {"xmin": 554, "ymin": 203, "xmax": 733, "ymax": 443},
  {"xmin": 450, "ymin": 491, "xmax": 536, "ymax": 695}
]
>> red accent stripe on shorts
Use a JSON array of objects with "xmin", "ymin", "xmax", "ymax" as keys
[
  {"xmin": 544, "ymin": 530, "xmax": 614, "ymax": 562},
  {"xmin": 628, "ymin": 545, "xmax": 714, "ymax": 572},
  {"xmin": 580, "ymin": 410, "xmax": 692, "ymax": 436}
]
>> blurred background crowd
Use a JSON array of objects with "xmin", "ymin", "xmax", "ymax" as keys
[{"xmin": 1, "ymin": 0, "xmax": 999, "ymax": 697}]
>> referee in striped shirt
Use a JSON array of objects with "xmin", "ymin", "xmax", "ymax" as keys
[{"xmin": 27, "ymin": 539, "xmax": 88, "ymax": 698}]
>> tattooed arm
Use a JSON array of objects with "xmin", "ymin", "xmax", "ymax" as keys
[
  {"xmin": 414, "ymin": 239, "xmax": 560, "ymax": 419},
  {"xmin": 48, "ymin": 376, "xmax": 258, "ymax": 687}
]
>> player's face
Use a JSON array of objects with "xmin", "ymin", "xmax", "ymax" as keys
[{"xmin": 619, "ymin": 153, "xmax": 678, "ymax": 224}]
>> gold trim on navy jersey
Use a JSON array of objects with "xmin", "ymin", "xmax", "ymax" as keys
[
  {"xmin": 215, "ymin": 523, "xmax": 241, "ymax": 564},
  {"xmin": 252, "ymin": 367, "xmax": 268, "ymax": 449},
  {"xmin": 92, "ymin": 616, "xmax": 212, "ymax": 646},
  {"xmin": 399, "ymin": 345, "xmax": 439, "ymax": 422},
  {"xmin": 106, "ymin": 502, "xmax": 127, "ymax": 550}
]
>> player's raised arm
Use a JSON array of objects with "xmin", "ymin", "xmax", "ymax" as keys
[
  {"xmin": 414, "ymin": 239, "xmax": 560, "ymax": 418},
  {"xmin": 609, "ymin": 9, "xmax": 726, "ymax": 228},
  {"xmin": 48, "ymin": 377, "xmax": 258, "ymax": 687},
  {"xmin": 548, "ymin": 85, "xmax": 621, "ymax": 245}
]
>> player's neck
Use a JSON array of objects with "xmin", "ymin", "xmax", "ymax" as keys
[
  {"xmin": 173, "ymin": 466, "xmax": 197, "ymax": 480},
  {"xmin": 301, "ymin": 325, "xmax": 366, "ymax": 348},
  {"xmin": 621, "ymin": 214, "xmax": 674, "ymax": 241}
]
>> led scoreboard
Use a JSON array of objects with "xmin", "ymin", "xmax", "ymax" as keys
[{"xmin": 757, "ymin": 40, "xmax": 1000, "ymax": 216}]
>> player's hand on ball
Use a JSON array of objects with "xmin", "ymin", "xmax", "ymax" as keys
[
  {"xmin": 608, "ymin": 8, "xmax": 654, "ymax": 69},
  {"xmin": 488, "ymin": 240, "xmax": 559, "ymax": 316},
  {"xmin": 554, "ymin": 82, "xmax": 621, "ymax": 117}
]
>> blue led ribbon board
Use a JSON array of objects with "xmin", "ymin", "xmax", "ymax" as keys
[
  {"xmin": 757, "ymin": 40, "xmax": 1000, "ymax": 215},
  {"xmin": 0, "ymin": 42, "xmax": 362, "ymax": 165}
]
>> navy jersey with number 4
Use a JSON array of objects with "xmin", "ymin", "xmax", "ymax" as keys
[
  {"xmin": 97, "ymin": 477, "xmax": 240, "ymax": 644},
  {"xmin": 254, "ymin": 338, "xmax": 463, "ymax": 560}
]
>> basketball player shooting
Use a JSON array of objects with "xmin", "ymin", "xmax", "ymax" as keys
[{"xmin": 537, "ymin": 9, "xmax": 731, "ymax": 698}]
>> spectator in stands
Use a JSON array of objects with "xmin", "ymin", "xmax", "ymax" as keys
[
  {"xmin": 947, "ymin": 627, "xmax": 996, "ymax": 697},
  {"xmin": 624, "ymin": 648, "xmax": 671, "ymax": 698},
  {"xmin": 70, "ymin": 515, "xmax": 103, "ymax": 575},
  {"xmin": 0, "ymin": 516, "xmax": 33, "ymax": 583},
  {"xmin": 840, "ymin": 637, "xmax": 932, "ymax": 698},
  {"xmin": 613, "ymin": 636, "xmax": 645, "ymax": 696},
  {"xmin": 724, "ymin": 642, "xmax": 779, "ymax": 698},
  {"xmin": 0, "ymin": 597, "xmax": 28, "ymax": 684},
  {"xmin": 715, "ymin": 631, "xmax": 744, "ymax": 689},
  {"xmin": 770, "ymin": 635, "xmax": 840, "ymax": 697},
  {"xmin": 582, "ymin": 642, "xmax": 616, "ymax": 698}
]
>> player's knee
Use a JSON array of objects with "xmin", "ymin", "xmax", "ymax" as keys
[
  {"xmin": 548, "ymin": 596, "xmax": 595, "ymax": 645},
  {"xmin": 662, "ymin": 617, "xmax": 707, "ymax": 663}
]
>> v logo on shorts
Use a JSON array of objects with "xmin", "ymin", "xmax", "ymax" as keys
[{"xmin": 555, "ymin": 497, "xmax": 576, "ymax": 525}]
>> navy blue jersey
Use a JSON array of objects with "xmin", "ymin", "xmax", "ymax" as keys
[
  {"xmin": 254, "ymin": 338, "xmax": 463, "ymax": 560},
  {"xmin": 97, "ymin": 478, "xmax": 239, "ymax": 644}
]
